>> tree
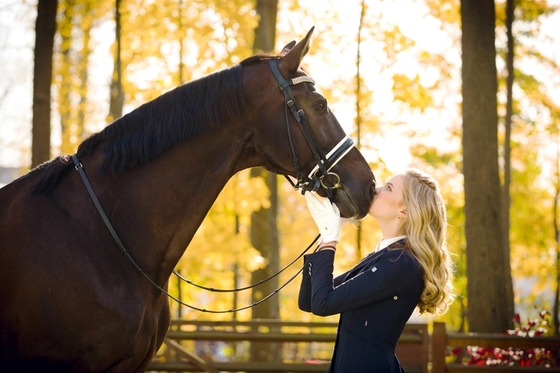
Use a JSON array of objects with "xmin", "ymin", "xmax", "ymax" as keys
[
  {"xmin": 250, "ymin": 0, "xmax": 281, "ymax": 366},
  {"xmin": 31, "ymin": 0, "xmax": 58, "ymax": 167},
  {"xmin": 503, "ymin": 0, "xmax": 560, "ymax": 335},
  {"xmin": 107, "ymin": 0, "xmax": 124, "ymax": 122},
  {"xmin": 354, "ymin": 0, "xmax": 366, "ymax": 257},
  {"xmin": 461, "ymin": 0, "xmax": 514, "ymax": 332},
  {"xmin": 254, "ymin": 0, "xmax": 277, "ymax": 53},
  {"xmin": 56, "ymin": 0, "xmax": 95, "ymax": 155},
  {"xmin": 57, "ymin": 0, "xmax": 77, "ymax": 155},
  {"xmin": 427, "ymin": 0, "xmax": 559, "ymax": 330}
]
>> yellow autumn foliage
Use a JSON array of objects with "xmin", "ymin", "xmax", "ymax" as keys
[{"xmin": 47, "ymin": 0, "xmax": 560, "ymax": 327}]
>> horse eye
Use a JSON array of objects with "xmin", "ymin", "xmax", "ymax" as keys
[{"xmin": 314, "ymin": 102, "xmax": 326, "ymax": 111}]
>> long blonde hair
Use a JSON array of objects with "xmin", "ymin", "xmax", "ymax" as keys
[{"xmin": 401, "ymin": 168, "xmax": 454, "ymax": 315}]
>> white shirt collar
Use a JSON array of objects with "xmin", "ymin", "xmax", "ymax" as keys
[{"xmin": 374, "ymin": 235, "xmax": 406, "ymax": 253}]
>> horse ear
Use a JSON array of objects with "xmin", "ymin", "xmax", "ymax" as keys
[
  {"xmin": 280, "ymin": 41, "xmax": 297, "ymax": 54},
  {"xmin": 278, "ymin": 26, "xmax": 314, "ymax": 73}
]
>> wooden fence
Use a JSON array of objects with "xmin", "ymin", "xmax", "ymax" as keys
[{"xmin": 148, "ymin": 319, "xmax": 560, "ymax": 373}]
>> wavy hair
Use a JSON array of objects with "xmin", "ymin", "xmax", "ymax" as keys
[{"xmin": 401, "ymin": 168, "xmax": 455, "ymax": 315}]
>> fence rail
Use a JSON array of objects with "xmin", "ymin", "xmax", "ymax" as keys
[{"xmin": 148, "ymin": 319, "xmax": 560, "ymax": 373}]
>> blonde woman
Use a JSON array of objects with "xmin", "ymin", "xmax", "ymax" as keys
[{"xmin": 299, "ymin": 168, "xmax": 454, "ymax": 373}]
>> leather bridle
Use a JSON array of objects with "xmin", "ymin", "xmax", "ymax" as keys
[{"xmin": 268, "ymin": 59, "xmax": 355, "ymax": 197}]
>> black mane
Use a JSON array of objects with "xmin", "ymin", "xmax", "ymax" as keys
[
  {"xmin": 32, "ymin": 56, "xmax": 273, "ymax": 194},
  {"xmin": 79, "ymin": 63, "xmax": 247, "ymax": 175}
]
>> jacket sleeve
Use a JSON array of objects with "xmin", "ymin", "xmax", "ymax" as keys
[
  {"xmin": 305, "ymin": 249, "xmax": 422, "ymax": 316},
  {"xmin": 298, "ymin": 254, "xmax": 313, "ymax": 312}
]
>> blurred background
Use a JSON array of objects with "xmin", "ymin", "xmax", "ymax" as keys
[{"xmin": 0, "ymin": 0, "xmax": 559, "ymax": 337}]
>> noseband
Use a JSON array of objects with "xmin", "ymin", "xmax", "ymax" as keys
[{"xmin": 268, "ymin": 59, "xmax": 355, "ymax": 197}]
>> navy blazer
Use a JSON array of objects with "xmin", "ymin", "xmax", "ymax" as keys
[{"xmin": 298, "ymin": 241, "xmax": 424, "ymax": 373}]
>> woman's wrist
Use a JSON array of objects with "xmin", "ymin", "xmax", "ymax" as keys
[{"xmin": 316, "ymin": 241, "xmax": 337, "ymax": 252}]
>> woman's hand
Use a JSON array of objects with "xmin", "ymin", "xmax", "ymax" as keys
[{"xmin": 305, "ymin": 192, "xmax": 341, "ymax": 244}]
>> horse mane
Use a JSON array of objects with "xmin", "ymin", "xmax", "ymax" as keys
[
  {"xmin": 33, "ymin": 55, "xmax": 274, "ymax": 195},
  {"xmin": 81, "ymin": 63, "xmax": 248, "ymax": 174}
]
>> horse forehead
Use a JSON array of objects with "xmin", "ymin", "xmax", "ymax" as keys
[{"xmin": 292, "ymin": 82, "xmax": 322, "ymax": 103}]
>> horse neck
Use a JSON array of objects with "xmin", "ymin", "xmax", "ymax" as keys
[{"xmin": 99, "ymin": 127, "xmax": 249, "ymax": 285}]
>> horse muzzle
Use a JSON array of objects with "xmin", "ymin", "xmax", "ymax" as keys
[{"xmin": 330, "ymin": 173, "xmax": 376, "ymax": 219}]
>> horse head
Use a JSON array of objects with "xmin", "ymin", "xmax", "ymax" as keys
[{"xmin": 241, "ymin": 27, "xmax": 376, "ymax": 219}]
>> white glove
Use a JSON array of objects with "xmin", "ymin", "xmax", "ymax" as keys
[{"xmin": 305, "ymin": 192, "xmax": 341, "ymax": 243}]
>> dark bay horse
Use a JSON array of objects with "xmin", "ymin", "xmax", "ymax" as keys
[{"xmin": 0, "ymin": 28, "xmax": 375, "ymax": 372}]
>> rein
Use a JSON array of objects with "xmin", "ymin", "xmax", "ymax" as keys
[
  {"xmin": 172, "ymin": 233, "xmax": 319, "ymax": 292},
  {"xmin": 72, "ymin": 154, "xmax": 318, "ymax": 313}
]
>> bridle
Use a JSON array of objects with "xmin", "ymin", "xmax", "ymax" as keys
[
  {"xmin": 70, "ymin": 60, "xmax": 357, "ymax": 314},
  {"xmin": 268, "ymin": 59, "xmax": 355, "ymax": 198}
]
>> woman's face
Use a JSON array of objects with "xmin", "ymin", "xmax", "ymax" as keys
[{"xmin": 368, "ymin": 173, "xmax": 406, "ymax": 221}]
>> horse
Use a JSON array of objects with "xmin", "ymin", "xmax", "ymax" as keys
[{"xmin": 0, "ymin": 27, "xmax": 375, "ymax": 372}]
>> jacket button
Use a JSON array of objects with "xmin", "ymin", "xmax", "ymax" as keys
[
  {"xmin": 393, "ymin": 295, "xmax": 398, "ymax": 300},
  {"xmin": 308, "ymin": 263, "xmax": 313, "ymax": 275}
]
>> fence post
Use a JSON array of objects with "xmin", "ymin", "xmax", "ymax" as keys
[{"xmin": 431, "ymin": 322, "xmax": 446, "ymax": 373}]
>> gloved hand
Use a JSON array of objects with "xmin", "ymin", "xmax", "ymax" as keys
[{"xmin": 305, "ymin": 192, "xmax": 341, "ymax": 243}]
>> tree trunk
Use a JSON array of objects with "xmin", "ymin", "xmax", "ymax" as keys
[
  {"xmin": 355, "ymin": 0, "xmax": 366, "ymax": 258},
  {"xmin": 249, "ymin": 170, "xmax": 280, "ymax": 362},
  {"xmin": 461, "ymin": 0, "xmax": 514, "ymax": 333},
  {"xmin": 250, "ymin": 1, "xmax": 279, "ymax": 369},
  {"xmin": 32, "ymin": 0, "xmax": 58, "ymax": 167},
  {"xmin": 253, "ymin": 0, "xmax": 277, "ymax": 53},
  {"xmin": 77, "ymin": 1, "xmax": 93, "ymax": 147},
  {"xmin": 58, "ymin": 0, "xmax": 75, "ymax": 155},
  {"xmin": 108, "ymin": 0, "xmax": 124, "ymax": 122}
]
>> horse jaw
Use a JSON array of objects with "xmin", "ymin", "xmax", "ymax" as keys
[{"xmin": 333, "ymin": 180, "xmax": 376, "ymax": 219}]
